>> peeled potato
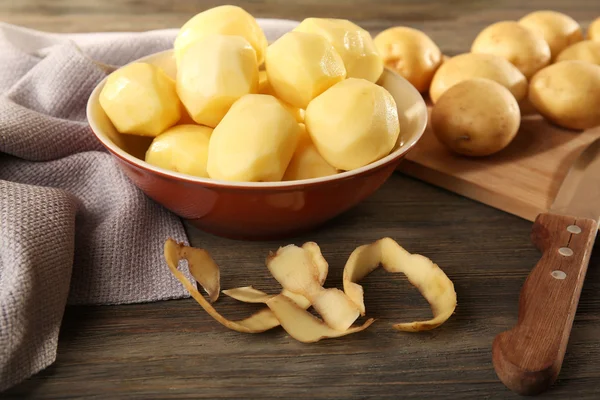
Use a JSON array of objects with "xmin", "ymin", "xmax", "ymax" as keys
[
  {"xmin": 177, "ymin": 35, "xmax": 259, "ymax": 128},
  {"xmin": 265, "ymin": 31, "xmax": 347, "ymax": 109},
  {"xmin": 432, "ymin": 78, "xmax": 521, "ymax": 157},
  {"xmin": 471, "ymin": 21, "xmax": 551, "ymax": 79},
  {"xmin": 173, "ymin": 5, "xmax": 267, "ymax": 66},
  {"xmin": 207, "ymin": 94, "xmax": 300, "ymax": 182},
  {"xmin": 589, "ymin": 17, "xmax": 600, "ymax": 41},
  {"xmin": 429, "ymin": 53, "xmax": 528, "ymax": 103},
  {"xmin": 293, "ymin": 18, "xmax": 383, "ymax": 83},
  {"xmin": 519, "ymin": 10, "xmax": 583, "ymax": 60},
  {"xmin": 145, "ymin": 125, "xmax": 212, "ymax": 178},
  {"xmin": 283, "ymin": 124, "xmax": 338, "ymax": 181},
  {"xmin": 529, "ymin": 60, "xmax": 600, "ymax": 130},
  {"xmin": 99, "ymin": 62, "xmax": 181, "ymax": 137},
  {"xmin": 258, "ymin": 71, "xmax": 305, "ymax": 122},
  {"xmin": 556, "ymin": 40, "xmax": 600, "ymax": 65},
  {"xmin": 305, "ymin": 78, "xmax": 400, "ymax": 171},
  {"xmin": 373, "ymin": 27, "xmax": 443, "ymax": 93}
]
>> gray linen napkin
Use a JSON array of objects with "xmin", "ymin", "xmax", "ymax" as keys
[{"xmin": 0, "ymin": 19, "xmax": 299, "ymax": 391}]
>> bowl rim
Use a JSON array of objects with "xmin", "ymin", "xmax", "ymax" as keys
[{"xmin": 87, "ymin": 49, "xmax": 427, "ymax": 189}]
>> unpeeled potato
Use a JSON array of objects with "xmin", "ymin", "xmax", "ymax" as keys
[
  {"xmin": 305, "ymin": 78, "xmax": 400, "ymax": 171},
  {"xmin": 431, "ymin": 78, "xmax": 521, "ymax": 157},
  {"xmin": 173, "ymin": 5, "xmax": 268, "ymax": 66},
  {"xmin": 519, "ymin": 11, "xmax": 583, "ymax": 60},
  {"xmin": 471, "ymin": 21, "xmax": 551, "ymax": 79},
  {"xmin": 293, "ymin": 18, "xmax": 384, "ymax": 83},
  {"xmin": 374, "ymin": 27, "xmax": 443, "ymax": 93},
  {"xmin": 145, "ymin": 125, "xmax": 213, "ymax": 177},
  {"xmin": 207, "ymin": 94, "xmax": 301, "ymax": 182},
  {"xmin": 429, "ymin": 53, "xmax": 528, "ymax": 103},
  {"xmin": 589, "ymin": 17, "xmax": 600, "ymax": 41},
  {"xmin": 529, "ymin": 60, "xmax": 600, "ymax": 130},
  {"xmin": 556, "ymin": 40, "xmax": 600, "ymax": 65}
]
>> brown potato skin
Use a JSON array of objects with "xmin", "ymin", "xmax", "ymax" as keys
[
  {"xmin": 429, "ymin": 53, "xmax": 528, "ymax": 104},
  {"xmin": 556, "ymin": 40, "xmax": 600, "ymax": 65},
  {"xmin": 528, "ymin": 60, "xmax": 600, "ymax": 130},
  {"xmin": 519, "ymin": 11, "xmax": 583, "ymax": 61},
  {"xmin": 431, "ymin": 78, "xmax": 521, "ymax": 157},
  {"xmin": 471, "ymin": 21, "xmax": 551, "ymax": 79},
  {"xmin": 588, "ymin": 17, "xmax": 600, "ymax": 41},
  {"xmin": 374, "ymin": 27, "xmax": 443, "ymax": 93}
]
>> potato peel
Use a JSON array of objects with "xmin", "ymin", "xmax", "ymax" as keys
[
  {"xmin": 266, "ymin": 244, "xmax": 322, "ymax": 298},
  {"xmin": 168, "ymin": 239, "xmax": 220, "ymax": 302},
  {"xmin": 164, "ymin": 239, "xmax": 278, "ymax": 333},
  {"xmin": 267, "ymin": 243, "xmax": 359, "ymax": 330},
  {"xmin": 343, "ymin": 237, "xmax": 456, "ymax": 332},
  {"xmin": 266, "ymin": 294, "xmax": 374, "ymax": 343}
]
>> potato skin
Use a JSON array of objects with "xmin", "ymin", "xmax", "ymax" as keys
[
  {"xmin": 528, "ymin": 60, "xmax": 600, "ymax": 130},
  {"xmin": 588, "ymin": 17, "xmax": 600, "ymax": 41},
  {"xmin": 431, "ymin": 78, "xmax": 521, "ymax": 157},
  {"xmin": 374, "ymin": 27, "xmax": 443, "ymax": 93},
  {"xmin": 429, "ymin": 53, "xmax": 528, "ymax": 103},
  {"xmin": 556, "ymin": 40, "xmax": 600, "ymax": 65},
  {"xmin": 471, "ymin": 21, "xmax": 551, "ymax": 79},
  {"xmin": 518, "ymin": 10, "xmax": 583, "ymax": 60}
]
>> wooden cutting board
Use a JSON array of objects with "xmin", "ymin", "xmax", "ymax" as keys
[{"xmin": 398, "ymin": 108, "xmax": 600, "ymax": 223}]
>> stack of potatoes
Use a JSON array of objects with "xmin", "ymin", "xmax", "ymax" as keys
[
  {"xmin": 374, "ymin": 13, "xmax": 600, "ymax": 157},
  {"xmin": 99, "ymin": 6, "xmax": 403, "ymax": 182}
]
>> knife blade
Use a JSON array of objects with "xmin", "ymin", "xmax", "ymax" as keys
[{"xmin": 492, "ymin": 137, "xmax": 600, "ymax": 396}]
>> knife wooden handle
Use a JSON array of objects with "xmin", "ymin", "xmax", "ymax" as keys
[{"xmin": 492, "ymin": 213, "xmax": 597, "ymax": 396}]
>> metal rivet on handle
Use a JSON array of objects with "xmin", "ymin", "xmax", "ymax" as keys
[
  {"xmin": 552, "ymin": 270, "xmax": 567, "ymax": 280},
  {"xmin": 559, "ymin": 247, "xmax": 574, "ymax": 257},
  {"xmin": 567, "ymin": 225, "xmax": 582, "ymax": 234}
]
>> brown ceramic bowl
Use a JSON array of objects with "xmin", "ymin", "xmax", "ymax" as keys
[{"xmin": 87, "ymin": 50, "xmax": 427, "ymax": 240}]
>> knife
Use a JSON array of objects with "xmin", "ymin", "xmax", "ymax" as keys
[{"xmin": 492, "ymin": 137, "xmax": 600, "ymax": 396}]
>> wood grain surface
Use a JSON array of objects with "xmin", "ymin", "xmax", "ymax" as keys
[
  {"xmin": 400, "ymin": 113, "xmax": 600, "ymax": 223},
  {"xmin": 3, "ymin": 0, "xmax": 600, "ymax": 399}
]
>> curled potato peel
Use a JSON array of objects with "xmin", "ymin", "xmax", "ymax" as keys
[
  {"xmin": 267, "ymin": 244, "xmax": 360, "ymax": 331},
  {"xmin": 343, "ymin": 237, "xmax": 457, "ymax": 331},
  {"xmin": 164, "ymin": 239, "xmax": 279, "ymax": 333}
]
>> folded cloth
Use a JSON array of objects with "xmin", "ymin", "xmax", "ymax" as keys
[{"xmin": 0, "ymin": 19, "xmax": 299, "ymax": 391}]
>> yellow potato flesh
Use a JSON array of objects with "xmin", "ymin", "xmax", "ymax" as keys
[
  {"xmin": 471, "ymin": 21, "xmax": 551, "ymax": 79},
  {"xmin": 589, "ymin": 17, "xmax": 600, "ymax": 41},
  {"xmin": 529, "ymin": 60, "xmax": 600, "ymax": 130},
  {"xmin": 99, "ymin": 62, "xmax": 181, "ymax": 137},
  {"xmin": 258, "ymin": 71, "xmax": 305, "ymax": 122},
  {"xmin": 283, "ymin": 124, "xmax": 338, "ymax": 181},
  {"xmin": 556, "ymin": 40, "xmax": 600, "ymax": 65},
  {"xmin": 266, "ymin": 294, "xmax": 374, "ymax": 343},
  {"xmin": 174, "ymin": 5, "xmax": 267, "ymax": 66},
  {"xmin": 429, "ymin": 53, "xmax": 528, "ymax": 103},
  {"xmin": 305, "ymin": 78, "xmax": 400, "ymax": 171},
  {"xmin": 176, "ymin": 35, "xmax": 259, "ymax": 128},
  {"xmin": 431, "ymin": 78, "xmax": 521, "ymax": 157},
  {"xmin": 145, "ymin": 125, "xmax": 212, "ymax": 178},
  {"xmin": 294, "ymin": 18, "xmax": 383, "ymax": 83},
  {"xmin": 206, "ymin": 94, "xmax": 300, "ymax": 182},
  {"xmin": 343, "ymin": 237, "xmax": 457, "ymax": 332},
  {"xmin": 265, "ymin": 31, "xmax": 347, "ymax": 109},
  {"xmin": 519, "ymin": 11, "xmax": 583, "ymax": 61},
  {"xmin": 373, "ymin": 27, "xmax": 443, "ymax": 93}
]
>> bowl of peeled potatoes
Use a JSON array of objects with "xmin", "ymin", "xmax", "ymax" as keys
[{"xmin": 87, "ymin": 6, "xmax": 427, "ymax": 240}]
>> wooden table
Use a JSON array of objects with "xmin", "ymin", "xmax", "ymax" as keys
[{"xmin": 3, "ymin": 1, "xmax": 600, "ymax": 398}]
